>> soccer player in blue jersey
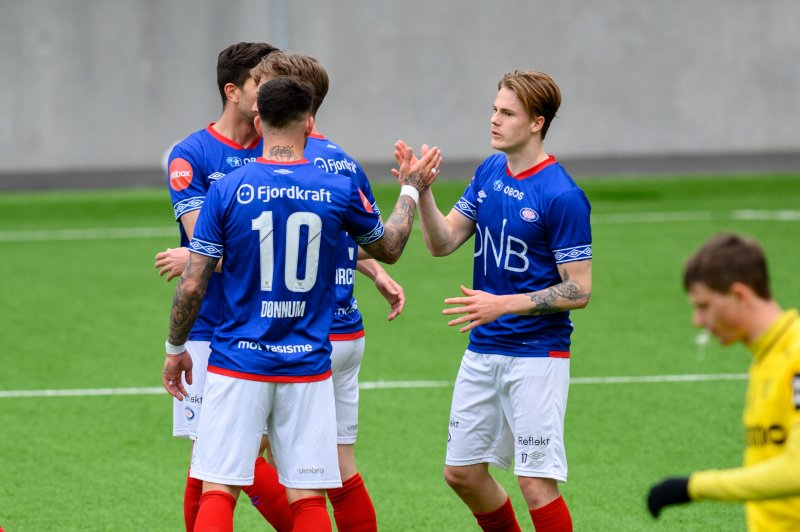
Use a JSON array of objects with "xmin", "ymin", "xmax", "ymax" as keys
[
  {"xmin": 161, "ymin": 77, "xmax": 440, "ymax": 531},
  {"xmin": 250, "ymin": 50, "xmax": 403, "ymax": 531},
  {"xmin": 401, "ymin": 71, "xmax": 592, "ymax": 531},
  {"xmin": 156, "ymin": 42, "xmax": 294, "ymax": 531}
]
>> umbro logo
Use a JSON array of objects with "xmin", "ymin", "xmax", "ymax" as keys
[
  {"xmin": 208, "ymin": 172, "xmax": 225, "ymax": 181},
  {"xmin": 274, "ymin": 169, "xmax": 293, "ymax": 175}
]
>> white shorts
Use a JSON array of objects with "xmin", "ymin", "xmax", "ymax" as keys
[
  {"xmin": 172, "ymin": 340, "xmax": 210, "ymax": 440},
  {"xmin": 330, "ymin": 337, "xmax": 365, "ymax": 444},
  {"xmin": 445, "ymin": 350, "xmax": 570, "ymax": 481},
  {"xmin": 190, "ymin": 372, "xmax": 341, "ymax": 489}
]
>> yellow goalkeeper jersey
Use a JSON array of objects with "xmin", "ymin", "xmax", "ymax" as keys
[{"xmin": 688, "ymin": 309, "xmax": 800, "ymax": 531}]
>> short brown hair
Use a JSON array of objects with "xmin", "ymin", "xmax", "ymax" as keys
[
  {"xmin": 216, "ymin": 42, "xmax": 279, "ymax": 108},
  {"xmin": 251, "ymin": 51, "xmax": 329, "ymax": 116},
  {"xmin": 498, "ymin": 71, "xmax": 561, "ymax": 139},
  {"xmin": 257, "ymin": 76, "xmax": 314, "ymax": 129},
  {"xmin": 683, "ymin": 233, "xmax": 771, "ymax": 299}
]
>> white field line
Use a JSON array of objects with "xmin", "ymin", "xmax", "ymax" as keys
[
  {"xmin": 1, "ymin": 209, "xmax": 799, "ymax": 243},
  {"xmin": 0, "ymin": 373, "xmax": 748, "ymax": 399},
  {"xmin": 0, "ymin": 226, "xmax": 175, "ymax": 242}
]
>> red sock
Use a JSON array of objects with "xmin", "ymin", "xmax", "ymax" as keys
[
  {"xmin": 241, "ymin": 457, "xmax": 293, "ymax": 531},
  {"xmin": 529, "ymin": 495, "xmax": 572, "ymax": 532},
  {"xmin": 474, "ymin": 497, "xmax": 521, "ymax": 532},
  {"xmin": 195, "ymin": 490, "xmax": 236, "ymax": 532},
  {"xmin": 327, "ymin": 472, "xmax": 377, "ymax": 531},
  {"xmin": 290, "ymin": 496, "xmax": 331, "ymax": 532},
  {"xmin": 183, "ymin": 472, "xmax": 203, "ymax": 532}
]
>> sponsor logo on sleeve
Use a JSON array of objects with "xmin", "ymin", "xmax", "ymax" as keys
[
  {"xmin": 358, "ymin": 188, "xmax": 374, "ymax": 212},
  {"xmin": 169, "ymin": 158, "xmax": 193, "ymax": 191}
]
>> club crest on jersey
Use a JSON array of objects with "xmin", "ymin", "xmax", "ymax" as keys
[
  {"xmin": 520, "ymin": 208, "xmax": 539, "ymax": 222},
  {"xmin": 493, "ymin": 179, "xmax": 504, "ymax": 191},
  {"xmin": 227, "ymin": 156, "xmax": 243, "ymax": 167}
]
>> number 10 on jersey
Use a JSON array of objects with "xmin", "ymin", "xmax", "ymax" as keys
[{"xmin": 251, "ymin": 211, "xmax": 322, "ymax": 293}]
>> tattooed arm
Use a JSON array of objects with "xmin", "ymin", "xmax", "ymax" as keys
[
  {"xmin": 443, "ymin": 259, "xmax": 592, "ymax": 333},
  {"xmin": 360, "ymin": 146, "xmax": 442, "ymax": 264},
  {"xmin": 162, "ymin": 252, "xmax": 219, "ymax": 400},
  {"xmin": 524, "ymin": 260, "xmax": 592, "ymax": 315}
]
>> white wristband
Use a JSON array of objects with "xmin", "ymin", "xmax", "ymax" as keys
[
  {"xmin": 165, "ymin": 340, "xmax": 186, "ymax": 356},
  {"xmin": 400, "ymin": 185, "xmax": 419, "ymax": 204}
]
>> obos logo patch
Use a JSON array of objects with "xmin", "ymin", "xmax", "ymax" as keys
[
  {"xmin": 520, "ymin": 208, "xmax": 539, "ymax": 222},
  {"xmin": 169, "ymin": 158, "xmax": 193, "ymax": 191},
  {"xmin": 227, "ymin": 156, "xmax": 243, "ymax": 167},
  {"xmin": 493, "ymin": 179, "xmax": 504, "ymax": 191}
]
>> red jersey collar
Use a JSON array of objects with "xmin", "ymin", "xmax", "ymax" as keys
[
  {"xmin": 506, "ymin": 155, "xmax": 557, "ymax": 180},
  {"xmin": 308, "ymin": 132, "xmax": 326, "ymax": 140},
  {"xmin": 256, "ymin": 157, "xmax": 309, "ymax": 166},
  {"xmin": 205, "ymin": 123, "xmax": 261, "ymax": 150}
]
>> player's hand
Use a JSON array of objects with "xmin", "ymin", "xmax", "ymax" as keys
[
  {"xmin": 443, "ymin": 285, "xmax": 508, "ymax": 333},
  {"xmin": 647, "ymin": 477, "xmax": 691, "ymax": 518},
  {"xmin": 392, "ymin": 140, "xmax": 441, "ymax": 188},
  {"xmin": 163, "ymin": 351, "xmax": 193, "ymax": 401},
  {"xmin": 155, "ymin": 247, "xmax": 190, "ymax": 281},
  {"xmin": 373, "ymin": 271, "xmax": 405, "ymax": 321}
]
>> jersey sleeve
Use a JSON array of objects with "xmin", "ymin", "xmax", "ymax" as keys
[
  {"xmin": 689, "ymin": 421, "xmax": 800, "ymax": 501},
  {"xmin": 343, "ymin": 179, "xmax": 384, "ymax": 245},
  {"xmin": 189, "ymin": 183, "xmax": 224, "ymax": 259},
  {"xmin": 168, "ymin": 143, "xmax": 207, "ymax": 221},
  {"xmin": 453, "ymin": 176, "xmax": 479, "ymax": 221},
  {"xmin": 546, "ymin": 189, "xmax": 592, "ymax": 264},
  {"xmin": 689, "ymin": 353, "xmax": 800, "ymax": 501}
]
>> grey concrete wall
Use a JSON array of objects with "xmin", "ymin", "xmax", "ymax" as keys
[{"xmin": 1, "ymin": 0, "xmax": 798, "ymax": 174}]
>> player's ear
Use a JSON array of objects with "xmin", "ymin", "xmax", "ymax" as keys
[
  {"xmin": 531, "ymin": 115, "xmax": 545, "ymax": 134},
  {"xmin": 304, "ymin": 115, "xmax": 315, "ymax": 138},
  {"xmin": 253, "ymin": 116, "xmax": 262, "ymax": 137},
  {"xmin": 224, "ymin": 82, "xmax": 239, "ymax": 104},
  {"xmin": 729, "ymin": 281, "xmax": 752, "ymax": 303}
]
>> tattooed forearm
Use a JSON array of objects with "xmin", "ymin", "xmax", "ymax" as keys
[
  {"xmin": 526, "ymin": 280, "xmax": 590, "ymax": 315},
  {"xmin": 168, "ymin": 254, "xmax": 218, "ymax": 343},
  {"xmin": 268, "ymin": 145, "xmax": 296, "ymax": 161},
  {"xmin": 362, "ymin": 195, "xmax": 416, "ymax": 263}
]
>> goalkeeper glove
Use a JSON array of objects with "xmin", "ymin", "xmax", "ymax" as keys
[{"xmin": 647, "ymin": 477, "xmax": 691, "ymax": 518}]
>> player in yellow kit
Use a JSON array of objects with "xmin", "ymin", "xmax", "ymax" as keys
[{"xmin": 648, "ymin": 232, "xmax": 800, "ymax": 531}]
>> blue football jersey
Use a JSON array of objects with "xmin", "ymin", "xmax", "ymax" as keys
[
  {"xmin": 453, "ymin": 154, "xmax": 592, "ymax": 357},
  {"xmin": 306, "ymin": 134, "xmax": 381, "ymax": 337},
  {"xmin": 167, "ymin": 124, "xmax": 262, "ymax": 341},
  {"xmin": 190, "ymin": 157, "xmax": 385, "ymax": 381}
]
